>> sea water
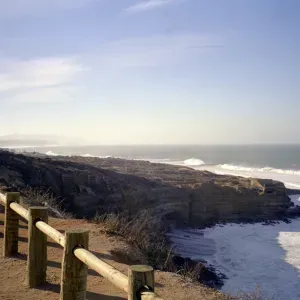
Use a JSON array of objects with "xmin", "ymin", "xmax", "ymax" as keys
[
  {"xmin": 168, "ymin": 197, "xmax": 300, "ymax": 299},
  {"xmin": 8, "ymin": 144, "xmax": 300, "ymax": 298},
  {"xmin": 13, "ymin": 144, "xmax": 300, "ymax": 185}
]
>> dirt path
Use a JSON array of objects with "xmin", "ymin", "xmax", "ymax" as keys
[{"xmin": 0, "ymin": 209, "xmax": 230, "ymax": 300}]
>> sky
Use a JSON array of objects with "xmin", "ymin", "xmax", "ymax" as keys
[{"xmin": 0, "ymin": 0, "xmax": 299, "ymax": 144}]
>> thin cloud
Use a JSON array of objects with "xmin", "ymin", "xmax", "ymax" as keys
[
  {"xmin": 9, "ymin": 86, "xmax": 81, "ymax": 103},
  {"xmin": 0, "ymin": 57, "xmax": 85, "ymax": 102},
  {"xmin": 98, "ymin": 33, "xmax": 223, "ymax": 68},
  {"xmin": 125, "ymin": 0, "xmax": 176, "ymax": 13},
  {"xmin": 0, "ymin": 0, "xmax": 101, "ymax": 19}
]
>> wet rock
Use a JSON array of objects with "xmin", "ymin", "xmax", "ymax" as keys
[
  {"xmin": 170, "ymin": 255, "xmax": 225, "ymax": 289},
  {"xmin": 172, "ymin": 255, "xmax": 185, "ymax": 267}
]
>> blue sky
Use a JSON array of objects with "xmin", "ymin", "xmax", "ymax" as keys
[{"xmin": 0, "ymin": 0, "xmax": 299, "ymax": 144}]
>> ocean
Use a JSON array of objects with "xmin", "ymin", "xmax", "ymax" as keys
[
  {"xmin": 13, "ymin": 144, "xmax": 300, "ymax": 189},
  {"xmin": 8, "ymin": 144, "xmax": 300, "ymax": 299}
]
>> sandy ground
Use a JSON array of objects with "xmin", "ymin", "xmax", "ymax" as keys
[{"xmin": 0, "ymin": 207, "xmax": 230, "ymax": 300}]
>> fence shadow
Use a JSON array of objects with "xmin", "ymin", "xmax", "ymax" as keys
[
  {"xmin": 47, "ymin": 260, "xmax": 100, "ymax": 277},
  {"xmin": 90, "ymin": 250, "xmax": 115, "ymax": 261},
  {"xmin": 35, "ymin": 282, "xmax": 126, "ymax": 299},
  {"xmin": 0, "ymin": 232, "xmax": 115, "ymax": 278},
  {"xmin": 86, "ymin": 292, "xmax": 125, "ymax": 300},
  {"xmin": 37, "ymin": 282, "xmax": 60, "ymax": 293},
  {"xmin": 0, "ymin": 196, "xmax": 163, "ymax": 300},
  {"xmin": 0, "ymin": 219, "xmax": 28, "ymax": 229},
  {"xmin": 14, "ymin": 253, "xmax": 27, "ymax": 260},
  {"xmin": 17, "ymin": 236, "xmax": 63, "ymax": 249},
  {"xmin": 15, "ymin": 252, "xmax": 101, "ymax": 277},
  {"xmin": 19, "ymin": 224, "xmax": 28, "ymax": 229}
]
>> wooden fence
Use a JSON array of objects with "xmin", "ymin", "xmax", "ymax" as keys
[{"xmin": 0, "ymin": 192, "xmax": 163, "ymax": 300}]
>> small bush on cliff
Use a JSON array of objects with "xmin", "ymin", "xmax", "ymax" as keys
[
  {"xmin": 94, "ymin": 211, "xmax": 171, "ymax": 269},
  {"xmin": 21, "ymin": 187, "xmax": 72, "ymax": 219},
  {"xmin": 93, "ymin": 211, "xmax": 222, "ymax": 288},
  {"xmin": 176, "ymin": 262, "xmax": 206, "ymax": 281}
]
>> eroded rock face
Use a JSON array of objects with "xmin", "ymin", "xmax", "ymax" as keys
[
  {"xmin": 56, "ymin": 155, "xmax": 292, "ymax": 225},
  {"xmin": 0, "ymin": 150, "xmax": 293, "ymax": 227}
]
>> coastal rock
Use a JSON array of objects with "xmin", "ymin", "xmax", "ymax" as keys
[
  {"xmin": 0, "ymin": 150, "xmax": 293, "ymax": 227},
  {"xmin": 170, "ymin": 255, "xmax": 225, "ymax": 288}
]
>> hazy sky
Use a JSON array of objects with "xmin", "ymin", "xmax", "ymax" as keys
[{"xmin": 0, "ymin": 0, "xmax": 299, "ymax": 144}]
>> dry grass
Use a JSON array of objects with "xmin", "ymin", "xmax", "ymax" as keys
[
  {"xmin": 21, "ymin": 187, "xmax": 72, "ymax": 219},
  {"xmin": 94, "ymin": 211, "xmax": 171, "ymax": 269},
  {"xmin": 93, "ymin": 211, "xmax": 212, "ymax": 287},
  {"xmin": 176, "ymin": 262, "xmax": 206, "ymax": 281},
  {"xmin": 233, "ymin": 286, "xmax": 275, "ymax": 300},
  {"xmin": 109, "ymin": 248, "xmax": 147, "ymax": 265}
]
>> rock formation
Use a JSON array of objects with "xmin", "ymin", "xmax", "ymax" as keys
[{"xmin": 0, "ymin": 150, "xmax": 293, "ymax": 227}]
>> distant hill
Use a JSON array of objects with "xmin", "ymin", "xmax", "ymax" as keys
[{"xmin": 0, "ymin": 134, "xmax": 85, "ymax": 147}]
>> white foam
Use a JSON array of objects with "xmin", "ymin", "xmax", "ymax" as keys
[
  {"xmin": 220, "ymin": 164, "xmax": 300, "ymax": 176},
  {"xmin": 290, "ymin": 195, "xmax": 300, "ymax": 205},
  {"xmin": 81, "ymin": 153, "xmax": 95, "ymax": 157},
  {"xmin": 286, "ymin": 182, "xmax": 300, "ymax": 189},
  {"xmin": 189, "ymin": 164, "xmax": 300, "ymax": 190},
  {"xmin": 44, "ymin": 151, "xmax": 112, "ymax": 159},
  {"xmin": 169, "ymin": 212, "xmax": 300, "ymax": 299},
  {"xmin": 145, "ymin": 158, "xmax": 300, "ymax": 190},
  {"xmin": 147, "ymin": 158, "xmax": 300, "ymax": 190},
  {"xmin": 45, "ymin": 151, "xmax": 60, "ymax": 156},
  {"xmin": 184, "ymin": 158, "xmax": 205, "ymax": 166},
  {"xmin": 80, "ymin": 154, "xmax": 111, "ymax": 158},
  {"xmin": 28, "ymin": 149, "xmax": 300, "ymax": 191}
]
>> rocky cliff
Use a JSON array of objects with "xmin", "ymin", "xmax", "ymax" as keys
[{"xmin": 0, "ymin": 150, "xmax": 293, "ymax": 227}]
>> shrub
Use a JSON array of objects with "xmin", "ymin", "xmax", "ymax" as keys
[
  {"xmin": 94, "ymin": 211, "xmax": 212, "ymax": 286},
  {"xmin": 94, "ymin": 211, "xmax": 172, "ymax": 269},
  {"xmin": 176, "ymin": 262, "xmax": 206, "ymax": 281},
  {"xmin": 21, "ymin": 187, "xmax": 72, "ymax": 219}
]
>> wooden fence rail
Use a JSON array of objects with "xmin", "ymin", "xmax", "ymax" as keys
[{"xmin": 0, "ymin": 192, "xmax": 163, "ymax": 300}]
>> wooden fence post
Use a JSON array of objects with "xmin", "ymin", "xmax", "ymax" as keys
[
  {"xmin": 60, "ymin": 229, "xmax": 89, "ymax": 300},
  {"xmin": 27, "ymin": 207, "xmax": 48, "ymax": 288},
  {"xmin": 3, "ymin": 192, "xmax": 20, "ymax": 257},
  {"xmin": 128, "ymin": 265, "xmax": 154, "ymax": 300}
]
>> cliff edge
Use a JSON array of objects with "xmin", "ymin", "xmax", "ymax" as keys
[{"xmin": 0, "ymin": 150, "xmax": 292, "ymax": 227}]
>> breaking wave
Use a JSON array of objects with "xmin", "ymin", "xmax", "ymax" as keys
[
  {"xmin": 219, "ymin": 164, "xmax": 300, "ymax": 176},
  {"xmin": 285, "ymin": 182, "xmax": 300, "ymax": 189},
  {"xmin": 41, "ymin": 151, "xmax": 300, "ymax": 189},
  {"xmin": 183, "ymin": 158, "xmax": 205, "ymax": 166},
  {"xmin": 81, "ymin": 153, "xmax": 111, "ymax": 158},
  {"xmin": 46, "ymin": 151, "xmax": 60, "ymax": 156},
  {"xmin": 190, "ymin": 163, "xmax": 300, "ymax": 190},
  {"xmin": 45, "ymin": 151, "xmax": 111, "ymax": 159}
]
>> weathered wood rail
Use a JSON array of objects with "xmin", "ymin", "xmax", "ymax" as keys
[{"xmin": 0, "ymin": 192, "xmax": 164, "ymax": 300}]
